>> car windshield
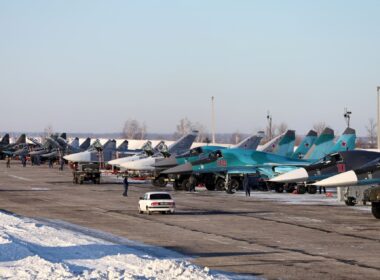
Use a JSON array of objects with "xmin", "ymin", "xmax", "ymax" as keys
[{"xmin": 150, "ymin": 193, "xmax": 172, "ymax": 200}]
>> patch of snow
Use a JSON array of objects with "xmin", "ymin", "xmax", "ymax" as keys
[{"xmin": 0, "ymin": 211, "xmax": 250, "ymax": 279}]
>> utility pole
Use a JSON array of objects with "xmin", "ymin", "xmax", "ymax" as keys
[
  {"xmin": 267, "ymin": 111, "xmax": 272, "ymax": 140},
  {"xmin": 377, "ymin": 87, "xmax": 380, "ymax": 149},
  {"xmin": 211, "ymin": 96, "xmax": 215, "ymax": 144},
  {"xmin": 344, "ymin": 107, "xmax": 352, "ymax": 128}
]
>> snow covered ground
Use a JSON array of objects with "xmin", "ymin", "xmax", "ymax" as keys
[{"xmin": 0, "ymin": 211, "xmax": 252, "ymax": 280}]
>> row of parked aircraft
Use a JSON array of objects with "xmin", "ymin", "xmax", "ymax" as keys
[
  {"xmin": 4, "ymin": 127, "xmax": 380, "ymax": 218},
  {"xmin": 62, "ymin": 127, "xmax": 359, "ymax": 195}
]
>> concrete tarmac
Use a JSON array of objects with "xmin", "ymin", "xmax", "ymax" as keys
[{"xmin": 1, "ymin": 162, "xmax": 380, "ymax": 279}]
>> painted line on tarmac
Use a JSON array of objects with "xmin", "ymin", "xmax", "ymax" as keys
[
  {"xmin": 207, "ymin": 238, "xmax": 230, "ymax": 245},
  {"xmin": 8, "ymin": 175, "xmax": 32, "ymax": 182}
]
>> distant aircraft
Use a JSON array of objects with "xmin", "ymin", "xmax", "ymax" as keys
[
  {"xmin": 107, "ymin": 140, "xmax": 165, "ymax": 167},
  {"xmin": 161, "ymin": 128, "xmax": 356, "ymax": 193},
  {"xmin": 118, "ymin": 131, "xmax": 199, "ymax": 175},
  {"xmin": 64, "ymin": 138, "xmax": 162, "ymax": 164},
  {"xmin": 63, "ymin": 139, "xmax": 117, "ymax": 163},
  {"xmin": 0, "ymin": 134, "xmax": 27, "ymax": 158}
]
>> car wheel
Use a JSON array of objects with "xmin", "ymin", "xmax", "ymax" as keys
[{"xmin": 146, "ymin": 207, "xmax": 151, "ymax": 215}]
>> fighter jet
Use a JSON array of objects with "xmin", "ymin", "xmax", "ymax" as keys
[
  {"xmin": 270, "ymin": 128, "xmax": 357, "ymax": 186},
  {"xmin": 107, "ymin": 140, "xmax": 165, "ymax": 167},
  {"xmin": 119, "ymin": 131, "xmax": 199, "ymax": 174},
  {"xmin": 310, "ymin": 156, "xmax": 380, "ymax": 188},
  {"xmin": 154, "ymin": 131, "xmax": 265, "ymax": 170},
  {"xmin": 0, "ymin": 134, "xmax": 27, "ymax": 158},
  {"xmin": 63, "ymin": 139, "xmax": 117, "ymax": 163},
  {"xmin": 161, "ymin": 128, "xmax": 356, "ymax": 193}
]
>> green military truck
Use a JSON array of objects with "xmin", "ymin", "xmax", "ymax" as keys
[
  {"xmin": 73, "ymin": 163, "xmax": 101, "ymax": 184},
  {"xmin": 363, "ymin": 186, "xmax": 380, "ymax": 219}
]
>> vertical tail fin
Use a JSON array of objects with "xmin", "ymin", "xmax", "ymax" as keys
[
  {"xmin": 291, "ymin": 130, "xmax": 318, "ymax": 159},
  {"xmin": 267, "ymin": 130, "xmax": 296, "ymax": 157},
  {"xmin": 329, "ymin": 128, "xmax": 356, "ymax": 153},
  {"xmin": 168, "ymin": 131, "xmax": 198, "ymax": 155},
  {"xmin": 1, "ymin": 134, "xmax": 10, "ymax": 145},
  {"xmin": 304, "ymin": 128, "xmax": 335, "ymax": 160},
  {"xmin": 234, "ymin": 131, "xmax": 264, "ymax": 150},
  {"xmin": 80, "ymin": 137, "xmax": 91, "ymax": 151},
  {"xmin": 15, "ymin": 134, "xmax": 26, "ymax": 145}
]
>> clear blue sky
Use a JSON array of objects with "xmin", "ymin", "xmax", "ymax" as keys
[{"xmin": 1, "ymin": 0, "xmax": 379, "ymax": 136}]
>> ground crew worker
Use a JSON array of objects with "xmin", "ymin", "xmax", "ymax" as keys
[
  {"xmin": 243, "ymin": 174, "xmax": 250, "ymax": 197},
  {"xmin": 21, "ymin": 156, "xmax": 26, "ymax": 167},
  {"xmin": 319, "ymin": 185, "xmax": 326, "ymax": 194},
  {"xmin": 6, "ymin": 156, "xmax": 10, "ymax": 168},
  {"xmin": 123, "ymin": 176, "xmax": 129, "ymax": 197},
  {"xmin": 59, "ymin": 158, "xmax": 64, "ymax": 171},
  {"xmin": 49, "ymin": 158, "xmax": 53, "ymax": 168},
  {"xmin": 188, "ymin": 175, "xmax": 196, "ymax": 192}
]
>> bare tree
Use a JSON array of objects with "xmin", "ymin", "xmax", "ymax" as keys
[
  {"xmin": 43, "ymin": 125, "xmax": 54, "ymax": 141},
  {"xmin": 230, "ymin": 131, "xmax": 241, "ymax": 145},
  {"xmin": 366, "ymin": 118, "xmax": 377, "ymax": 148},
  {"xmin": 122, "ymin": 119, "xmax": 147, "ymax": 139},
  {"xmin": 174, "ymin": 118, "xmax": 193, "ymax": 139},
  {"xmin": 313, "ymin": 122, "xmax": 327, "ymax": 135},
  {"xmin": 192, "ymin": 122, "xmax": 210, "ymax": 142},
  {"xmin": 275, "ymin": 122, "xmax": 288, "ymax": 136}
]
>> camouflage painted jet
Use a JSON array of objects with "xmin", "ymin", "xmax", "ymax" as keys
[
  {"xmin": 161, "ymin": 128, "xmax": 356, "ymax": 193},
  {"xmin": 270, "ymin": 128, "xmax": 357, "ymax": 187}
]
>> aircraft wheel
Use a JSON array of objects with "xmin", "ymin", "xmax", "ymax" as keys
[
  {"xmin": 307, "ymin": 185, "xmax": 317, "ymax": 194},
  {"xmin": 215, "ymin": 178, "xmax": 225, "ymax": 191},
  {"xmin": 155, "ymin": 176, "xmax": 168, "ymax": 187},
  {"xmin": 181, "ymin": 179, "xmax": 190, "ymax": 191},
  {"xmin": 285, "ymin": 184, "xmax": 295, "ymax": 193},
  {"xmin": 345, "ymin": 197, "xmax": 357, "ymax": 206},
  {"xmin": 371, "ymin": 202, "xmax": 380, "ymax": 219},
  {"xmin": 205, "ymin": 183, "xmax": 216, "ymax": 191},
  {"xmin": 173, "ymin": 180, "xmax": 182, "ymax": 191},
  {"xmin": 296, "ymin": 185, "xmax": 306, "ymax": 194},
  {"xmin": 275, "ymin": 185, "xmax": 284, "ymax": 193},
  {"xmin": 227, "ymin": 179, "xmax": 240, "ymax": 194}
]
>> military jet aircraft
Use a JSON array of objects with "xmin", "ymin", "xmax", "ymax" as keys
[
  {"xmin": 310, "ymin": 155, "xmax": 380, "ymax": 188},
  {"xmin": 0, "ymin": 134, "xmax": 27, "ymax": 158},
  {"xmin": 118, "ymin": 131, "xmax": 199, "ymax": 175},
  {"xmin": 161, "ymin": 128, "xmax": 356, "ymax": 193},
  {"xmin": 269, "ymin": 128, "xmax": 357, "ymax": 188}
]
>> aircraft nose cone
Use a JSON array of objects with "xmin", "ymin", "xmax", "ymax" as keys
[
  {"xmin": 64, "ymin": 152, "xmax": 91, "ymax": 162},
  {"xmin": 312, "ymin": 170, "xmax": 358, "ymax": 187},
  {"xmin": 161, "ymin": 162, "xmax": 193, "ymax": 174},
  {"xmin": 270, "ymin": 168, "xmax": 309, "ymax": 183},
  {"xmin": 154, "ymin": 157, "xmax": 178, "ymax": 168}
]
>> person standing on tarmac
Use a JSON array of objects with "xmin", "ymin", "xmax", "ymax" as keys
[
  {"xmin": 123, "ymin": 175, "xmax": 129, "ymax": 197},
  {"xmin": 188, "ymin": 175, "xmax": 196, "ymax": 192},
  {"xmin": 319, "ymin": 185, "xmax": 326, "ymax": 194},
  {"xmin": 6, "ymin": 156, "xmax": 10, "ymax": 168},
  {"xmin": 243, "ymin": 174, "xmax": 250, "ymax": 197}
]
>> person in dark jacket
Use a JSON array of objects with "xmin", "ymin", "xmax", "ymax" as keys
[
  {"xmin": 123, "ymin": 176, "xmax": 129, "ymax": 197},
  {"xmin": 188, "ymin": 175, "xmax": 196, "ymax": 192},
  {"xmin": 243, "ymin": 174, "xmax": 250, "ymax": 197}
]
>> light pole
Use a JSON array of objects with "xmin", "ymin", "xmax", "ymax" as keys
[
  {"xmin": 344, "ymin": 107, "xmax": 352, "ymax": 128},
  {"xmin": 267, "ymin": 111, "xmax": 272, "ymax": 140},
  {"xmin": 377, "ymin": 87, "xmax": 380, "ymax": 149},
  {"xmin": 211, "ymin": 96, "xmax": 215, "ymax": 144}
]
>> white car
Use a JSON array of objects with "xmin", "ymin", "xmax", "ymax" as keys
[{"xmin": 138, "ymin": 192, "xmax": 175, "ymax": 214}]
